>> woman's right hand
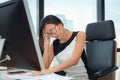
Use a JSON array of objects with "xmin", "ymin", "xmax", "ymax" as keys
[{"xmin": 43, "ymin": 31, "xmax": 50, "ymax": 48}]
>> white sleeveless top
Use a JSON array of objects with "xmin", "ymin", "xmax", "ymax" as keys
[{"xmin": 53, "ymin": 32, "xmax": 89, "ymax": 80}]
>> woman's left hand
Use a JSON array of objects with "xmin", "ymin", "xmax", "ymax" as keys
[
  {"xmin": 21, "ymin": 69, "xmax": 52, "ymax": 76},
  {"xmin": 30, "ymin": 69, "xmax": 52, "ymax": 76},
  {"xmin": 40, "ymin": 69, "xmax": 52, "ymax": 74}
]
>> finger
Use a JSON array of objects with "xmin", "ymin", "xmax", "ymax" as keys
[
  {"xmin": 31, "ymin": 71, "xmax": 39, "ymax": 74},
  {"xmin": 20, "ymin": 72, "xmax": 34, "ymax": 76}
]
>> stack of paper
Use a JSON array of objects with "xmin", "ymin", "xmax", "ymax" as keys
[{"xmin": 6, "ymin": 73, "xmax": 73, "ymax": 80}]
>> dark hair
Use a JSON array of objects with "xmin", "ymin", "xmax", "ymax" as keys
[{"xmin": 39, "ymin": 15, "xmax": 63, "ymax": 53}]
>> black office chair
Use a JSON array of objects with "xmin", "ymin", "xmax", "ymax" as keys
[{"xmin": 84, "ymin": 20, "xmax": 118, "ymax": 80}]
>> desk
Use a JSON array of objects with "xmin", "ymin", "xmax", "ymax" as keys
[
  {"xmin": 0, "ymin": 66, "xmax": 72, "ymax": 80},
  {"xmin": 0, "ymin": 71, "xmax": 16, "ymax": 80},
  {"xmin": 0, "ymin": 67, "xmax": 18, "ymax": 80}
]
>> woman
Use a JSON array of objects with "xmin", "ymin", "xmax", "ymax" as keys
[{"xmin": 35, "ymin": 15, "xmax": 89, "ymax": 80}]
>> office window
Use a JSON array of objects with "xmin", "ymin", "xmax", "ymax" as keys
[{"xmin": 45, "ymin": 0, "xmax": 96, "ymax": 32}]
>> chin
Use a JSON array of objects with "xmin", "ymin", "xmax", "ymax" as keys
[
  {"xmin": 57, "ymin": 37, "xmax": 61, "ymax": 40},
  {"xmin": 54, "ymin": 36, "xmax": 59, "ymax": 39}
]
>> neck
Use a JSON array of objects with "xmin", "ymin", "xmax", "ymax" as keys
[{"xmin": 60, "ymin": 29, "xmax": 72, "ymax": 43}]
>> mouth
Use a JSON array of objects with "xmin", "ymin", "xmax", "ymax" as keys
[{"xmin": 54, "ymin": 36, "xmax": 59, "ymax": 39}]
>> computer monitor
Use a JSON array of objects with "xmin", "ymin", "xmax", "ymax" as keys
[{"xmin": 0, "ymin": 0, "xmax": 44, "ymax": 70}]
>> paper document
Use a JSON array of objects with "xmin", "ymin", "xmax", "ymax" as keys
[{"xmin": 6, "ymin": 73, "xmax": 73, "ymax": 80}]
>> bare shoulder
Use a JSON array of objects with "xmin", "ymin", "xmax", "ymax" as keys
[{"xmin": 76, "ymin": 31, "xmax": 86, "ymax": 41}]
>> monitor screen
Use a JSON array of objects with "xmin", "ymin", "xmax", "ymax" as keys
[{"xmin": 0, "ymin": 0, "xmax": 44, "ymax": 70}]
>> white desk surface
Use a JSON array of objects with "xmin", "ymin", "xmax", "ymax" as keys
[{"xmin": 0, "ymin": 66, "xmax": 73, "ymax": 80}]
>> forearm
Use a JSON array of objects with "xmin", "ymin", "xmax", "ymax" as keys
[
  {"xmin": 43, "ymin": 47, "xmax": 51, "ymax": 69},
  {"xmin": 32, "ymin": 56, "xmax": 78, "ymax": 75},
  {"xmin": 49, "ymin": 58, "xmax": 77, "ymax": 73}
]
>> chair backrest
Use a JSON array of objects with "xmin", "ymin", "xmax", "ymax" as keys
[{"xmin": 85, "ymin": 20, "xmax": 116, "ymax": 78}]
